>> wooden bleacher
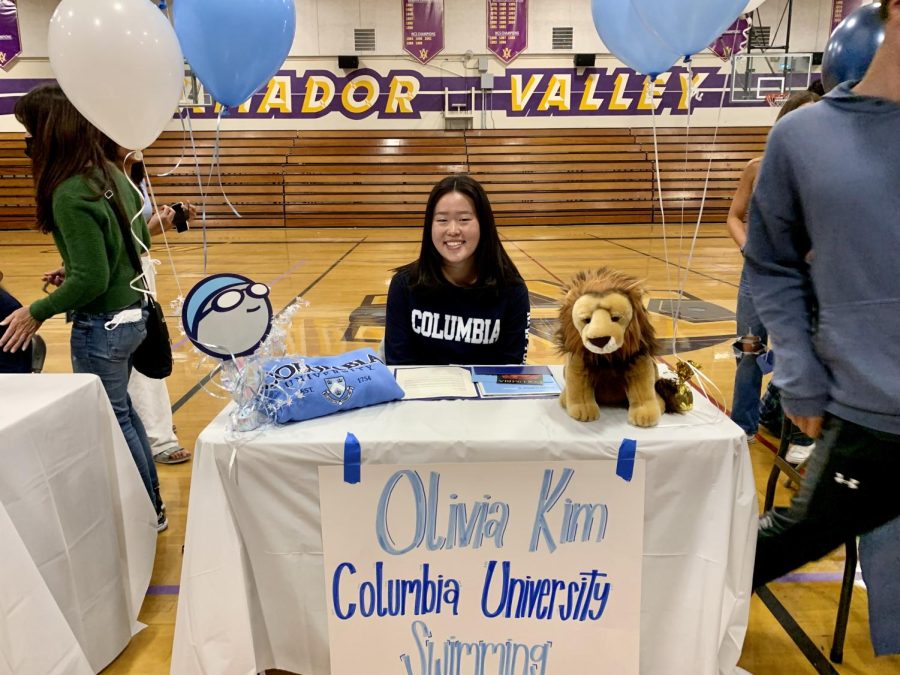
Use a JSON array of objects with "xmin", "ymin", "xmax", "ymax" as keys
[{"xmin": 0, "ymin": 127, "xmax": 769, "ymax": 230}]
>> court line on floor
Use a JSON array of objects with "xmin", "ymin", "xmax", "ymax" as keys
[
  {"xmin": 756, "ymin": 585, "xmax": 841, "ymax": 675},
  {"xmin": 602, "ymin": 237, "xmax": 739, "ymax": 289},
  {"xmin": 502, "ymin": 239, "xmax": 565, "ymax": 284},
  {"xmin": 170, "ymin": 239, "xmax": 365, "ymax": 414},
  {"xmin": 779, "ymin": 571, "xmax": 862, "ymax": 584}
]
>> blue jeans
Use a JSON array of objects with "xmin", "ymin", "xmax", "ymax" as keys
[
  {"xmin": 70, "ymin": 307, "xmax": 160, "ymax": 513},
  {"xmin": 731, "ymin": 265, "xmax": 768, "ymax": 434}
]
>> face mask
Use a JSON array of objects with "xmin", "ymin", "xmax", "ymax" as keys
[{"xmin": 24, "ymin": 136, "xmax": 34, "ymax": 158}]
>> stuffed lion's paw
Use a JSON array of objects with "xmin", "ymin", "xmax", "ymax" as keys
[
  {"xmin": 568, "ymin": 400, "xmax": 601, "ymax": 422},
  {"xmin": 628, "ymin": 401, "xmax": 661, "ymax": 427}
]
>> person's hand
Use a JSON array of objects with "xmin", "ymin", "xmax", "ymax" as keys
[
  {"xmin": 157, "ymin": 204, "xmax": 176, "ymax": 230},
  {"xmin": 42, "ymin": 266, "xmax": 66, "ymax": 287},
  {"xmin": 787, "ymin": 413, "xmax": 824, "ymax": 439},
  {"xmin": 185, "ymin": 201, "xmax": 197, "ymax": 221},
  {"xmin": 147, "ymin": 204, "xmax": 175, "ymax": 235},
  {"xmin": 0, "ymin": 306, "xmax": 43, "ymax": 353}
]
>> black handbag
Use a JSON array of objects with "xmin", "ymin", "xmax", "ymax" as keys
[{"xmin": 105, "ymin": 190, "xmax": 174, "ymax": 379}]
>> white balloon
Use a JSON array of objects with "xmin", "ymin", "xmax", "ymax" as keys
[
  {"xmin": 48, "ymin": 0, "xmax": 184, "ymax": 151},
  {"xmin": 743, "ymin": 0, "xmax": 769, "ymax": 13}
]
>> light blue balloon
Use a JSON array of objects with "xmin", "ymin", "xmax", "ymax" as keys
[
  {"xmin": 822, "ymin": 3, "xmax": 885, "ymax": 92},
  {"xmin": 591, "ymin": 0, "xmax": 681, "ymax": 77},
  {"xmin": 175, "ymin": 0, "xmax": 296, "ymax": 107},
  {"xmin": 630, "ymin": 0, "xmax": 747, "ymax": 58}
]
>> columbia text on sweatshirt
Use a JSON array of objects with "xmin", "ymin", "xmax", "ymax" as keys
[{"xmin": 384, "ymin": 270, "xmax": 530, "ymax": 365}]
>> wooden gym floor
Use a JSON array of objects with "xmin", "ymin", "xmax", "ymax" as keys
[{"xmin": 1, "ymin": 222, "xmax": 898, "ymax": 675}]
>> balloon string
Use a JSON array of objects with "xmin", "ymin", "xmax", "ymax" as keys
[
  {"xmin": 118, "ymin": 151, "xmax": 183, "ymax": 302},
  {"xmin": 670, "ymin": 24, "xmax": 744, "ymax": 356},
  {"xmin": 648, "ymin": 95, "xmax": 674, "ymax": 338},
  {"xmin": 677, "ymin": 61, "xmax": 693, "ymax": 284},
  {"xmin": 183, "ymin": 108, "xmax": 209, "ymax": 275},
  {"xmin": 144, "ymin": 171, "xmax": 185, "ymax": 301},
  {"xmin": 670, "ymin": 63, "xmax": 693, "ymax": 355},
  {"xmin": 210, "ymin": 107, "xmax": 242, "ymax": 221},
  {"xmin": 154, "ymin": 107, "xmax": 188, "ymax": 178}
]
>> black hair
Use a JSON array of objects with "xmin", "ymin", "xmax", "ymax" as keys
[
  {"xmin": 806, "ymin": 79, "xmax": 825, "ymax": 96},
  {"xmin": 397, "ymin": 174, "xmax": 523, "ymax": 291},
  {"xmin": 14, "ymin": 84, "xmax": 115, "ymax": 233},
  {"xmin": 99, "ymin": 134, "xmax": 145, "ymax": 185}
]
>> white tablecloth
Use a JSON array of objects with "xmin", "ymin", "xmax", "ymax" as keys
[
  {"xmin": 173, "ymin": 369, "xmax": 757, "ymax": 675},
  {"xmin": 0, "ymin": 375, "xmax": 158, "ymax": 674}
]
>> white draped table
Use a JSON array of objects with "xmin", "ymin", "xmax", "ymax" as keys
[
  {"xmin": 173, "ymin": 368, "xmax": 757, "ymax": 675},
  {"xmin": 0, "ymin": 375, "xmax": 157, "ymax": 674}
]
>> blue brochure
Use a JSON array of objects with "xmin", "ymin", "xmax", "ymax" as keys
[{"xmin": 470, "ymin": 365, "xmax": 561, "ymax": 398}]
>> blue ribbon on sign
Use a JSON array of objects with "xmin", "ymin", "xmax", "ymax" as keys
[
  {"xmin": 344, "ymin": 432, "xmax": 361, "ymax": 484},
  {"xmin": 616, "ymin": 438, "xmax": 637, "ymax": 482}
]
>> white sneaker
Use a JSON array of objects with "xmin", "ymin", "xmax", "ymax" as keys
[{"xmin": 786, "ymin": 442, "xmax": 815, "ymax": 465}]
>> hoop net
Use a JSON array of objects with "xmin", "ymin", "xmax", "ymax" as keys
[{"xmin": 765, "ymin": 91, "xmax": 791, "ymax": 107}]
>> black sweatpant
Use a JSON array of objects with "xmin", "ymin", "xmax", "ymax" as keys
[{"xmin": 753, "ymin": 414, "xmax": 900, "ymax": 589}]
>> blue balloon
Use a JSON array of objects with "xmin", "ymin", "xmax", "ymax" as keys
[
  {"xmin": 630, "ymin": 0, "xmax": 747, "ymax": 58},
  {"xmin": 175, "ymin": 0, "xmax": 296, "ymax": 107},
  {"xmin": 591, "ymin": 0, "xmax": 681, "ymax": 77},
  {"xmin": 822, "ymin": 3, "xmax": 885, "ymax": 92}
]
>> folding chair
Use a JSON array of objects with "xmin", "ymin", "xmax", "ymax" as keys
[
  {"xmin": 30, "ymin": 335, "xmax": 46, "ymax": 373},
  {"xmin": 764, "ymin": 417, "xmax": 856, "ymax": 663}
]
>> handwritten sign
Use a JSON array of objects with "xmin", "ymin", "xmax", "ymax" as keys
[{"xmin": 319, "ymin": 460, "xmax": 644, "ymax": 674}]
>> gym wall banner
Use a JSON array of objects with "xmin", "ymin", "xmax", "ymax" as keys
[
  {"xmin": 403, "ymin": 0, "xmax": 445, "ymax": 65},
  {"xmin": 487, "ymin": 0, "xmax": 528, "ymax": 64},
  {"xmin": 0, "ymin": 0, "xmax": 22, "ymax": 71},
  {"xmin": 831, "ymin": 0, "xmax": 870, "ymax": 30}
]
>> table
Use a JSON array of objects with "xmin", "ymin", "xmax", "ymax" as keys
[
  {"xmin": 172, "ymin": 369, "xmax": 757, "ymax": 675},
  {"xmin": 0, "ymin": 375, "xmax": 158, "ymax": 674}
]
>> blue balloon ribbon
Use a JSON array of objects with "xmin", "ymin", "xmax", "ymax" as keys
[
  {"xmin": 616, "ymin": 438, "xmax": 637, "ymax": 483},
  {"xmin": 344, "ymin": 432, "xmax": 361, "ymax": 485}
]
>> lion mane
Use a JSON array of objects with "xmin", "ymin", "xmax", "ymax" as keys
[{"xmin": 555, "ymin": 267, "xmax": 680, "ymax": 422}]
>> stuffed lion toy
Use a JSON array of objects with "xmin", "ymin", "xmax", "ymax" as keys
[{"xmin": 556, "ymin": 268, "xmax": 680, "ymax": 427}]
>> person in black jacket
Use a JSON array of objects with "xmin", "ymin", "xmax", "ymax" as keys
[
  {"xmin": 384, "ymin": 175, "xmax": 530, "ymax": 365},
  {"xmin": 0, "ymin": 270, "xmax": 32, "ymax": 373}
]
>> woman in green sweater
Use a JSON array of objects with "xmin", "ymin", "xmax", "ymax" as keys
[{"xmin": 0, "ymin": 84, "xmax": 166, "ymax": 531}]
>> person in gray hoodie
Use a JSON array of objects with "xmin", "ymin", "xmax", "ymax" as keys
[{"xmin": 745, "ymin": 0, "xmax": 900, "ymax": 589}]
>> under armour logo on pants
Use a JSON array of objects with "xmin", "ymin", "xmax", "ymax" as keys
[{"xmin": 834, "ymin": 473, "xmax": 860, "ymax": 489}]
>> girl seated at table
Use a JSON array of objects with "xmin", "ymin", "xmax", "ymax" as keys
[{"xmin": 384, "ymin": 175, "xmax": 530, "ymax": 365}]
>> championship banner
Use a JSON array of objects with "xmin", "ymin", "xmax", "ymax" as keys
[
  {"xmin": 403, "ymin": 0, "xmax": 444, "ymax": 65},
  {"xmin": 487, "ymin": 0, "xmax": 527, "ymax": 64},
  {"xmin": 831, "ymin": 0, "xmax": 869, "ymax": 30},
  {"xmin": 0, "ymin": 0, "xmax": 22, "ymax": 71},
  {"xmin": 319, "ymin": 460, "xmax": 645, "ymax": 674},
  {"xmin": 709, "ymin": 17, "xmax": 751, "ymax": 61}
]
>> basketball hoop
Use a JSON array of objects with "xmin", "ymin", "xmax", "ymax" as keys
[{"xmin": 765, "ymin": 92, "xmax": 790, "ymax": 107}]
